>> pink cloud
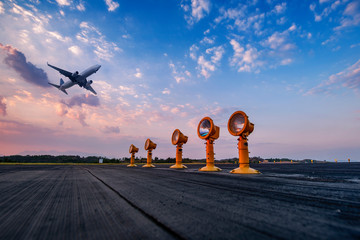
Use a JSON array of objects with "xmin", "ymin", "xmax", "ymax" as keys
[{"xmin": 306, "ymin": 59, "xmax": 360, "ymax": 95}]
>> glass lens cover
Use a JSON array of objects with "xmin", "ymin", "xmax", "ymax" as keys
[
  {"xmin": 229, "ymin": 113, "xmax": 245, "ymax": 134},
  {"xmin": 199, "ymin": 119, "xmax": 211, "ymax": 137},
  {"xmin": 172, "ymin": 130, "xmax": 179, "ymax": 143}
]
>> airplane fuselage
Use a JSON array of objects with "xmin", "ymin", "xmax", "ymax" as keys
[{"xmin": 59, "ymin": 81, "xmax": 76, "ymax": 91}]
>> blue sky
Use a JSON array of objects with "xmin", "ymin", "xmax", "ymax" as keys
[{"xmin": 0, "ymin": 0, "xmax": 359, "ymax": 161}]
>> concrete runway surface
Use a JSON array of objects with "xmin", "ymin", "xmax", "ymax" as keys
[{"xmin": 0, "ymin": 163, "xmax": 359, "ymax": 239}]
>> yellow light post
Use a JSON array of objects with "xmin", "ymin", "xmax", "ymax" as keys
[
  {"xmin": 128, "ymin": 144, "xmax": 139, "ymax": 167},
  {"xmin": 348, "ymin": 158, "xmax": 350, "ymax": 163},
  {"xmin": 228, "ymin": 111, "xmax": 260, "ymax": 174},
  {"xmin": 197, "ymin": 117, "xmax": 221, "ymax": 172},
  {"xmin": 143, "ymin": 138, "xmax": 157, "ymax": 168},
  {"xmin": 170, "ymin": 129, "xmax": 188, "ymax": 169}
]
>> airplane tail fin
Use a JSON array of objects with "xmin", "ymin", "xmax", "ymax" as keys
[{"xmin": 48, "ymin": 81, "xmax": 68, "ymax": 95}]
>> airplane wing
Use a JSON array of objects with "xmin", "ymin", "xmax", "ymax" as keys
[
  {"xmin": 47, "ymin": 62, "xmax": 72, "ymax": 78},
  {"xmin": 84, "ymin": 84, "xmax": 97, "ymax": 95}
]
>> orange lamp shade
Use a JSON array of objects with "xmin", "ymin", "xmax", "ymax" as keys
[
  {"xmin": 197, "ymin": 117, "xmax": 220, "ymax": 140},
  {"xmin": 144, "ymin": 138, "xmax": 157, "ymax": 150},
  {"xmin": 172, "ymin": 129, "xmax": 188, "ymax": 145},
  {"xmin": 227, "ymin": 111, "xmax": 254, "ymax": 137},
  {"xmin": 129, "ymin": 144, "xmax": 139, "ymax": 154}
]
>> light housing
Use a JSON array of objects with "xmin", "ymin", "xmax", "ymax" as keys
[
  {"xmin": 144, "ymin": 138, "xmax": 157, "ymax": 151},
  {"xmin": 227, "ymin": 110, "xmax": 259, "ymax": 174},
  {"xmin": 228, "ymin": 111, "xmax": 254, "ymax": 138},
  {"xmin": 197, "ymin": 117, "xmax": 220, "ymax": 140},
  {"xmin": 129, "ymin": 144, "xmax": 139, "ymax": 154},
  {"xmin": 172, "ymin": 129, "xmax": 188, "ymax": 145}
]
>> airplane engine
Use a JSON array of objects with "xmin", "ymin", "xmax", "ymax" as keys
[
  {"xmin": 85, "ymin": 80, "xmax": 93, "ymax": 88},
  {"xmin": 72, "ymin": 71, "xmax": 79, "ymax": 78}
]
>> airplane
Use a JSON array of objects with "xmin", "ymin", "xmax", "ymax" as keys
[{"xmin": 47, "ymin": 63, "xmax": 101, "ymax": 95}]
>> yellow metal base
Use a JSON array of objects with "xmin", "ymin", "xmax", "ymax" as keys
[
  {"xmin": 142, "ymin": 164, "xmax": 155, "ymax": 168},
  {"xmin": 199, "ymin": 165, "xmax": 222, "ymax": 172},
  {"xmin": 127, "ymin": 164, "xmax": 137, "ymax": 167},
  {"xmin": 230, "ymin": 167, "xmax": 260, "ymax": 174},
  {"xmin": 170, "ymin": 164, "xmax": 187, "ymax": 169}
]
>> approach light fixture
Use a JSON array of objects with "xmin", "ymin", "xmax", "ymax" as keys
[
  {"xmin": 228, "ymin": 111, "xmax": 259, "ymax": 174},
  {"xmin": 143, "ymin": 138, "xmax": 157, "ymax": 168},
  {"xmin": 128, "ymin": 144, "xmax": 139, "ymax": 167},
  {"xmin": 170, "ymin": 129, "xmax": 188, "ymax": 169},
  {"xmin": 197, "ymin": 117, "xmax": 221, "ymax": 172}
]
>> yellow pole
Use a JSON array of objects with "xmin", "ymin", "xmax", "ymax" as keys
[
  {"xmin": 230, "ymin": 137, "xmax": 260, "ymax": 174},
  {"xmin": 199, "ymin": 139, "xmax": 221, "ymax": 171},
  {"xmin": 348, "ymin": 158, "xmax": 350, "ymax": 163},
  {"xmin": 335, "ymin": 159, "xmax": 337, "ymax": 163},
  {"xmin": 170, "ymin": 144, "xmax": 187, "ymax": 169},
  {"xmin": 127, "ymin": 153, "xmax": 137, "ymax": 167},
  {"xmin": 143, "ymin": 150, "xmax": 155, "ymax": 168},
  {"xmin": 311, "ymin": 159, "xmax": 313, "ymax": 164}
]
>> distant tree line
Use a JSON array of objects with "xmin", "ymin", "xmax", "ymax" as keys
[
  {"xmin": 0, "ymin": 155, "xmax": 119, "ymax": 163},
  {"xmin": 0, "ymin": 155, "xmax": 316, "ymax": 164}
]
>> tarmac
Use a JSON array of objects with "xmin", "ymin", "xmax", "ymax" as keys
[{"xmin": 0, "ymin": 163, "xmax": 359, "ymax": 239}]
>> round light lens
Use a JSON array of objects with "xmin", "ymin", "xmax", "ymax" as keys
[
  {"xmin": 145, "ymin": 139, "xmax": 149, "ymax": 149},
  {"xmin": 229, "ymin": 113, "xmax": 245, "ymax": 134},
  {"xmin": 129, "ymin": 145, "xmax": 133, "ymax": 153},
  {"xmin": 199, "ymin": 119, "xmax": 211, "ymax": 137},
  {"xmin": 172, "ymin": 130, "xmax": 179, "ymax": 144}
]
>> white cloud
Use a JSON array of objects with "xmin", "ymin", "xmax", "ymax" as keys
[
  {"xmin": 169, "ymin": 61, "xmax": 189, "ymax": 83},
  {"xmin": 197, "ymin": 55, "xmax": 215, "ymax": 78},
  {"xmin": 10, "ymin": 3, "xmax": 71, "ymax": 44},
  {"xmin": 77, "ymin": 2, "xmax": 86, "ymax": 11},
  {"xmin": 274, "ymin": 2, "xmax": 286, "ymax": 14},
  {"xmin": 182, "ymin": 0, "xmax": 210, "ymax": 25},
  {"xmin": 118, "ymin": 85, "xmax": 136, "ymax": 96},
  {"xmin": 335, "ymin": 1, "xmax": 360, "ymax": 30},
  {"xmin": 77, "ymin": 21, "xmax": 121, "ymax": 60},
  {"xmin": 200, "ymin": 36, "xmax": 215, "ymax": 45},
  {"xmin": 263, "ymin": 28, "xmax": 295, "ymax": 52},
  {"xmin": 215, "ymin": 6, "xmax": 265, "ymax": 35},
  {"xmin": 189, "ymin": 44, "xmax": 199, "ymax": 60},
  {"xmin": 55, "ymin": 0, "xmax": 70, "ymax": 6},
  {"xmin": 281, "ymin": 58, "xmax": 292, "ymax": 65},
  {"xmin": 265, "ymin": 32, "xmax": 285, "ymax": 49},
  {"xmin": 160, "ymin": 105, "xmax": 170, "ymax": 111},
  {"xmin": 277, "ymin": 16, "xmax": 287, "ymax": 25},
  {"xmin": 162, "ymin": 88, "xmax": 170, "ymax": 95},
  {"xmin": 306, "ymin": 59, "xmax": 360, "ymax": 95},
  {"xmin": 191, "ymin": 0, "xmax": 210, "ymax": 21},
  {"xmin": 105, "ymin": 0, "xmax": 119, "ymax": 12},
  {"xmin": 68, "ymin": 45, "xmax": 82, "ymax": 56},
  {"xmin": 288, "ymin": 23, "xmax": 296, "ymax": 31},
  {"xmin": 206, "ymin": 45, "xmax": 225, "ymax": 64},
  {"xmin": 230, "ymin": 39, "xmax": 260, "ymax": 72},
  {"xmin": 0, "ymin": 2, "xmax": 5, "ymax": 14},
  {"xmin": 134, "ymin": 68, "xmax": 142, "ymax": 78}
]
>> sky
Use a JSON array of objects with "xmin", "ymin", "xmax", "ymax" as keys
[{"xmin": 0, "ymin": 0, "xmax": 359, "ymax": 161}]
